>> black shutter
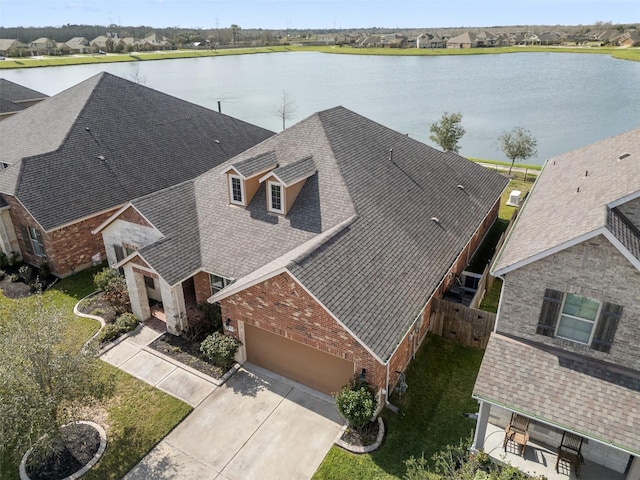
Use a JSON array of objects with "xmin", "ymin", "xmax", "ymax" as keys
[
  {"xmin": 20, "ymin": 225, "xmax": 34, "ymax": 255},
  {"xmin": 591, "ymin": 302, "xmax": 623, "ymax": 353},
  {"xmin": 34, "ymin": 229, "xmax": 46, "ymax": 257},
  {"xmin": 536, "ymin": 288, "xmax": 563, "ymax": 336}
]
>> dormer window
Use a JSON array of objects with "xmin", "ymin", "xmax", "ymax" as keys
[
  {"xmin": 229, "ymin": 174, "xmax": 244, "ymax": 206},
  {"xmin": 268, "ymin": 181, "xmax": 284, "ymax": 214}
]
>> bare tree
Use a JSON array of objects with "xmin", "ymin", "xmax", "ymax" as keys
[
  {"xmin": 496, "ymin": 127, "xmax": 538, "ymax": 174},
  {"xmin": 429, "ymin": 112, "xmax": 465, "ymax": 153},
  {"xmin": 274, "ymin": 91, "xmax": 296, "ymax": 131},
  {"xmin": 127, "ymin": 63, "xmax": 147, "ymax": 85}
]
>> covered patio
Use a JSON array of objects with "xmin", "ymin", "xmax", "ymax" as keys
[{"xmin": 482, "ymin": 422, "xmax": 626, "ymax": 480}]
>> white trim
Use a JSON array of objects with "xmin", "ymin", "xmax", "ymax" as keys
[
  {"xmin": 228, "ymin": 174, "xmax": 245, "ymax": 206},
  {"xmin": 607, "ymin": 190, "xmax": 640, "ymax": 209},
  {"xmin": 259, "ymin": 171, "xmax": 283, "ymax": 184},
  {"xmin": 267, "ymin": 180, "xmax": 284, "ymax": 214},
  {"xmin": 92, "ymin": 202, "xmax": 157, "ymax": 235},
  {"xmin": 494, "ymin": 227, "xmax": 640, "ymax": 276},
  {"xmin": 554, "ymin": 293, "xmax": 601, "ymax": 345},
  {"xmin": 471, "ymin": 393, "xmax": 640, "ymax": 457}
]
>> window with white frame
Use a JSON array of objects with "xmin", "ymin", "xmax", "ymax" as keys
[
  {"xmin": 268, "ymin": 181, "xmax": 283, "ymax": 213},
  {"xmin": 228, "ymin": 174, "xmax": 244, "ymax": 206},
  {"xmin": 27, "ymin": 226, "xmax": 46, "ymax": 257},
  {"xmin": 536, "ymin": 288, "xmax": 623, "ymax": 353},
  {"xmin": 556, "ymin": 293, "xmax": 600, "ymax": 344},
  {"xmin": 210, "ymin": 274, "xmax": 232, "ymax": 294}
]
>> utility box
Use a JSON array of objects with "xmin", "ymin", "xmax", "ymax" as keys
[{"xmin": 506, "ymin": 190, "xmax": 521, "ymax": 207}]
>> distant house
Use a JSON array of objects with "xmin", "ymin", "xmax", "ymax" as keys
[
  {"xmin": 29, "ymin": 37, "xmax": 56, "ymax": 55},
  {"xmin": 117, "ymin": 37, "xmax": 141, "ymax": 51},
  {"xmin": 416, "ymin": 33, "xmax": 446, "ymax": 48},
  {"xmin": 472, "ymin": 128, "xmax": 640, "ymax": 479},
  {"xmin": 95, "ymin": 106, "xmax": 507, "ymax": 396},
  {"xmin": 447, "ymin": 32, "xmax": 478, "ymax": 49},
  {"xmin": 475, "ymin": 31, "xmax": 498, "ymax": 47},
  {"xmin": 614, "ymin": 30, "xmax": 640, "ymax": 47},
  {"xmin": 142, "ymin": 33, "xmax": 171, "ymax": 50},
  {"xmin": 0, "ymin": 79, "xmax": 49, "ymax": 121},
  {"xmin": 0, "ymin": 39, "xmax": 27, "ymax": 56},
  {"xmin": 358, "ymin": 33, "xmax": 407, "ymax": 48},
  {"xmin": 61, "ymin": 37, "xmax": 89, "ymax": 54},
  {"xmin": 0, "ymin": 73, "xmax": 273, "ymax": 276},
  {"xmin": 90, "ymin": 35, "xmax": 115, "ymax": 53}
]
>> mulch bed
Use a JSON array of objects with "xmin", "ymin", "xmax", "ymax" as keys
[
  {"xmin": 26, "ymin": 423, "xmax": 100, "ymax": 480},
  {"xmin": 149, "ymin": 333, "xmax": 226, "ymax": 379},
  {"xmin": 0, "ymin": 275, "xmax": 31, "ymax": 299},
  {"xmin": 76, "ymin": 293, "xmax": 117, "ymax": 323},
  {"xmin": 340, "ymin": 420, "xmax": 380, "ymax": 447}
]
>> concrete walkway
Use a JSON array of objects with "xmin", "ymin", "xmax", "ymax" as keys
[{"xmin": 100, "ymin": 326, "xmax": 344, "ymax": 479}]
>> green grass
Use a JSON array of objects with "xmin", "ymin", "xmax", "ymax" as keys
[
  {"xmin": 313, "ymin": 334, "xmax": 484, "ymax": 480},
  {"xmin": 468, "ymin": 158, "xmax": 542, "ymax": 171},
  {"xmin": 0, "ymin": 265, "xmax": 192, "ymax": 479},
  {"xmin": 1, "ymin": 45, "xmax": 638, "ymax": 69}
]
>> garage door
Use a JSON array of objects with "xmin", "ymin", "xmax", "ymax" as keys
[{"xmin": 245, "ymin": 323, "xmax": 354, "ymax": 395}]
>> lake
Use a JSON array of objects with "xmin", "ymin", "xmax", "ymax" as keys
[{"xmin": 3, "ymin": 51, "xmax": 640, "ymax": 164}]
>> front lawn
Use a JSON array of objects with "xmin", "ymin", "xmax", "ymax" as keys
[
  {"xmin": 0, "ymin": 265, "xmax": 192, "ymax": 480},
  {"xmin": 313, "ymin": 334, "xmax": 484, "ymax": 480}
]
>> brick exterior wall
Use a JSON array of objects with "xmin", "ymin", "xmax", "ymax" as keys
[
  {"xmin": 193, "ymin": 271, "xmax": 212, "ymax": 304},
  {"xmin": 119, "ymin": 206, "xmax": 153, "ymax": 227},
  {"xmin": 498, "ymin": 234, "xmax": 640, "ymax": 371},
  {"xmin": 4, "ymin": 194, "xmax": 118, "ymax": 277},
  {"xmin": 220, "ymin": 271, "xmax": 387, "ymax": 391}
]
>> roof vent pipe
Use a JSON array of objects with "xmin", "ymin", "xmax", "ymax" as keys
[
  {"xmin": 457, "ymin": 184, "xmax": 464, "ymax": 190},
  {"xmin": 218, "ymin": 101, "xmax": 222, "ymax": 113},
  {"xmin": 431, "ymin": 217, "xmax": 440, "ymax": 224},
  {"xmin": 618, "ymin": 152, "xmax": 631, "ymax": 161},
  {"xmin": 389, "ymin": 148, "xmax": 393, "ymax": 162}
]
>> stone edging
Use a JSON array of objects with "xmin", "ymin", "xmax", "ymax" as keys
[
  {"xmin": 19, "ymin": 421, "xmax": 107, "ymax": 480},
  {"xmin": 335, "ymin": 417, "xmax": 385, "ymax": 454},
  {"xmin": 74, "ymin": 291, "xmax": 107, "ymax": 349}
]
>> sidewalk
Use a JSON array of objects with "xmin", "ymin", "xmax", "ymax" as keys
[{"xmin": 100, "ymin": 325, "xmax": 219, "ymax": 407}]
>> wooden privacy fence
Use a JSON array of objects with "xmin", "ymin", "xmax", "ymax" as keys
[{"xmin": 429, "ymin": 298, "xmax": 496, "ymax": 349}]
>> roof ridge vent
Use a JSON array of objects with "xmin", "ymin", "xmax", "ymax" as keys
[{"xmin": 618, "ymin": 152, "xmax": 631, "ymax": 161}]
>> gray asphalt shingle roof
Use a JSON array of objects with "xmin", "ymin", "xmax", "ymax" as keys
[
  {"xmin": 0, "ymin": 97, "xmax": 25, "ymax": 114},
  {"xmin": 0, "ymin": 78, "xmax": 48, "ymax": 104},
  {"xmin": 474, "ymin": 333, "xmax": 640, "ymax": 455},
  {"xmin": 130, "ymin": 107, "xmax": 507, "ymax": 359},
  {"xmin": 0, "ymin": 72, "xmax": 273, "ymax": 231},
  {"xmin": 268, "ymin": 156, "xmax": 316, "ymax": 187},
  {"xmin": 230, "ymin": 151, "xmax": 278, "ymax": 178},
  {"xmin": 493, "ymin": 127, "xmax": 640, "ymax": 274}
]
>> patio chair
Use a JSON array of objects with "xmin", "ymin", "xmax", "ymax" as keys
[
  {"xmin": 503, "ymin": 413, "xmax": 530, "ymax": 456},
  {"xmin": 555, "ymin": 431, "xmax": 584, "ymax": 477}
]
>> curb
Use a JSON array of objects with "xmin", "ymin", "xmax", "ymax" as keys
[
  {"xmin": 73, "ymin": 291, "xmax": 106, "ymax": 349},
  {"xmin": 335, "ymin": 417, "xmax": 385, "ymax": 454}
]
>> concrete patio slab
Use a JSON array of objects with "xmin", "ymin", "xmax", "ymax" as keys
[
  {"xmin": 120, "ymin": 350, "xmax": 177, "ymax": 385},
  {"xmin": 100, "ymin": 340, "xmax": 140, "ymax": 367},
  {"xmin": 220, "ymin": 386, "xmax": 343, "ymax": 480},
  {"xmin": 156, "ymin": 368, "xmax": 217, "ymax": 407}
]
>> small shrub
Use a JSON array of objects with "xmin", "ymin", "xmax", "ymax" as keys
[
  {"xmin": 0, "ymin": 252, "xmax": 7, "ymax": 268},
  {"xmin": 18, "ymin": 264, "xmax": 32, "ymax": 283},
  {"xmin": 99, "ymin": 324, "xmax": 120, "ymax": 344},
  {"xmin": 115, "ymin": 312, "xmax": 138, "ymax": 332},
  {"xmin": 91, "ymin": 308, "xmax": 106, "ymax": 317},
  {"xmin": 29, "ymin": 276, "xmax": 44, "ymax": 293},
  {"xmin": 0, "ymin": 269, "xmax": 5, "ymax": 280},
  {"xmin": 335, "ymin": 376, "xmax": 378, "ymax": 430},
  {"xmin": 38, "ymin": 261, "xmax": 51, "ymax": 279},
  {"xmin": 93, "ymin": 267, "xmax": 121, "ymax": 291},
  {"xmin": 200, "ymin": 332, "xmax": 241, "ymax": 369},
  {"xmin": 93, "ymin": 268, "xmax": 130, "ymax": 314},
  {"xmin": 197, "ymin": 302, "xmax": 223, "ymax": 332},
  {"xmin": 9, "ymin": 273, "xmax": 20, "ymax": 283}
]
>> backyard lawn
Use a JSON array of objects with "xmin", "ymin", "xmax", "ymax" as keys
[
  {"xmin": 313, "ymin": 334, "xmax": 484, "ymax": 480},
  {"xmin": 0, "ymin": 265, "xmax": 192, "ymax": 480}
]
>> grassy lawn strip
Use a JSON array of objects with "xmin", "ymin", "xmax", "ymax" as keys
[
  {"xmin": 1, "ymin": 45, "xmax": 638, "ymax": 69},
  {"xmin": 0, "ymin": 265, "xmax": 192, "ymax": 480},
  {"xmin": 313, "ymin": 334, "xmax": 484, "ymax": 480}
]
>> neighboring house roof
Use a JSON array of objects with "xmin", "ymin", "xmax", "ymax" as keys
[
  {"xmin": 0, "ymin": 72, "xmax": 273, "ymax": 231},
  {"xmin": 63, "ymin": 37, "xmax": 89, "ymax": 50},
  {"xmin": 447, "ymin": 32, "xmax": 477, "ymax": 45},
  {"xmin": 125, "ymin": 106, "xmax": 508, "ymax": 361},
  {"xmin": 0, "ymin": 78, "xmax": 48, "ymax": 105},
  {"xmin": 0, "ymin": 39, "xmax": 25, "ymax": 51},
  {"xmin": 493, "ymin": 127, "xmax": 640, "ymax": 275},
  {"xmin": 474, "ymin": 333, "xmax": 640, "ymax": 456},
  {"xmin": 0, "ymin": 97, "xmax": 26, "ymax": 114}
]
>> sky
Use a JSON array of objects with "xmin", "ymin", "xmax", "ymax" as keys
[{"xmin": 1, "ymin": 0, "xmax": 638, "ymax": 30}]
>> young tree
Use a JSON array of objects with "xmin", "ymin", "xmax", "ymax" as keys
[
  {"xmin": 274, "ymin": 91, "xmax": 296, "ymax": 131},
  {"xmin": 335, "ymin": 376, "xmax": 378, "ymax": 431},
  {"xmin": 0, "ymin": 298, "xmax": 110, "ymax": 464},
  {"xmin": 496, "ymin": 127, "xmax": 538, "ymax": 175},
  {"xmin": 429, "ymin": 112, "xmax": 465, "ymax": 153}
]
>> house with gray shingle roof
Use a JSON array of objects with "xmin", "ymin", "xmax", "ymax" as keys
[
  {"xmin": 472, "ymin": 127, "xmax": 640, "ymax": 478},
  {"xmin": 0, "ymin": 72, "xmax": 273, "ymax": 276},
  {"xmin": 95, "ymin": 106, "xmax": 507, "ymax": 396},
  {"xmin": 0, "ymin": 78, "xmax": 49, "ymax": 120}
]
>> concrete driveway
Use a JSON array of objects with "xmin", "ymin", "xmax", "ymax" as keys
[{"xmin": 124, "ymin": 364, "xmax": 344, "ymax": 480}]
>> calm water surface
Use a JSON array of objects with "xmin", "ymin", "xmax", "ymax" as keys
[{"xmin": 4, "ymin": 51, "xmax": 640, "ymax": 164}]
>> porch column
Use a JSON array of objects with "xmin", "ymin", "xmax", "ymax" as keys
[
  {"xmin": 124, "ymin": 264, "xmax": 150, "ymax": 321},
  {"xmin": 471, "ymin": 400, "xmax": 492, "ymax": 452},
  {"xmin": 160, "ymin": 278, "xmax": 186, "ymax": 335},
  {"xmin": 627, "ymin": 455, "xmax": 640, "ymax": 480}
]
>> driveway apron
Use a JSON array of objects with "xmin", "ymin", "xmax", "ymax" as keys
[{"xmin": 102, "ymin": 327, "xmax": 343, "ymax": 479}]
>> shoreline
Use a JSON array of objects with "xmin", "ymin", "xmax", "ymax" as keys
[{"xmin": 1, "ymin": 45, "xmax": 638, "ymax": 69}]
